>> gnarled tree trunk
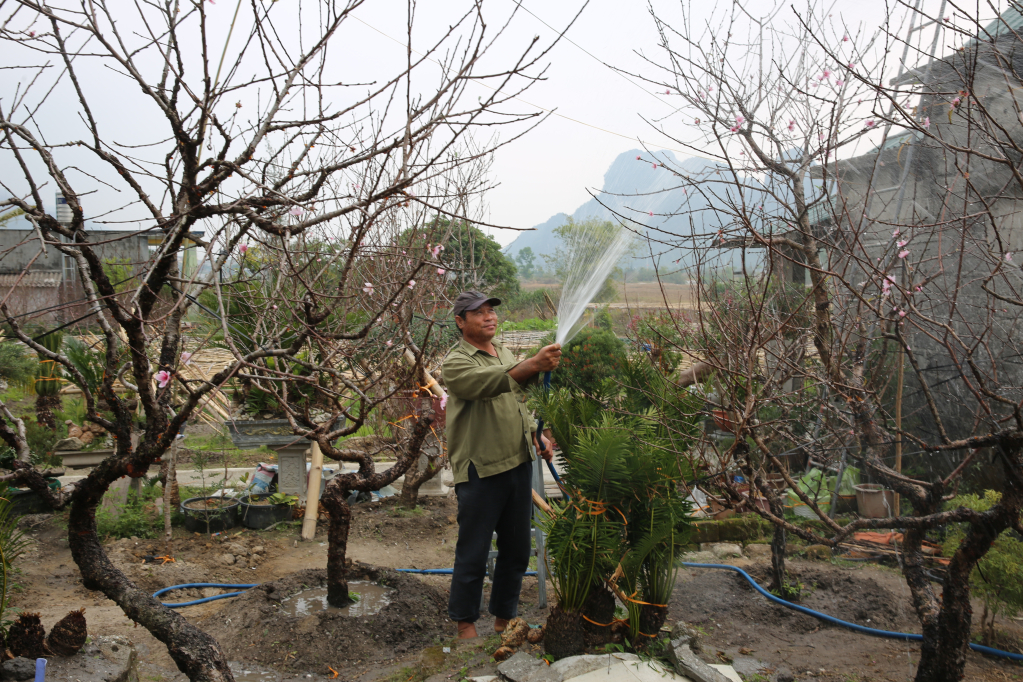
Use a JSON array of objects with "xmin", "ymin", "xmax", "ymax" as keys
[{"xmin": 321, "ymin": 415, "xmax": 433, "ymax": 606}]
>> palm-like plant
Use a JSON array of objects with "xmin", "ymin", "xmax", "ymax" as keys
[
  {"xmin": 539, "ymin": 495, "xmax": 622, "ymax": 660},
  {"xmin": 533, "ymin": 372, "xmax": 700, "ymax": 650},
  {"xmin": 33, "ymin": 330, "xmax": 64, "ymax": 431}
]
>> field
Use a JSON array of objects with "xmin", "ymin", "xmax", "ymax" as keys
[{"xmin": 521, "ymin": 280, "xmax": 695, "ymax": 308}]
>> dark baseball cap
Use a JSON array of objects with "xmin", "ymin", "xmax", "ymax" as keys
[{"xmin": 453, "ymin": 290, "xmax": 501, "ymax": 317}]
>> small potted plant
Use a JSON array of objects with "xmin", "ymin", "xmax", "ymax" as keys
[
  {"xmin": 238, "ymin": 492, "xmax": 298, "ymax": 529},
  {"xmin": 179, "ymin": 451, "xmax": 239, "ymax": 533}
]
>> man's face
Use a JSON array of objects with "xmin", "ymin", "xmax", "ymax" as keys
[{"xmin": 457, "ymin": 304, "xmax": 498, "ymax": 341}]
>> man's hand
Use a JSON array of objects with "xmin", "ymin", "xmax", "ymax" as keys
[
  {"xmin": 531, "ymin": 344, "xmax": 562, "ymax": 373},
  {"xmin": 509, "ymin": 343, "xmax": 562, "ymax": 384},
  {"xmin": 533, "ymin": 433, "xmax": 554, "ymax": 462}
]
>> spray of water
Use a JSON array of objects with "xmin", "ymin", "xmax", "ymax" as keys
[{"xmin": 555, "ymin": 222, "xmax": 633, "ymax": 346}]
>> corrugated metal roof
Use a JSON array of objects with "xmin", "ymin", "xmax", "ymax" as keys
[
  {"xmin": 0, "ymin": 271, "xmax": 62, "ymax": 288},
  {"xmin": 982, "ymin": 5, "xmax": 1023, "ymax": 38}
]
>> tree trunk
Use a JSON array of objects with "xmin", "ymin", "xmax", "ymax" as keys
[
  {"xmin": 398, "ymin": 453, "xmax": 442, "ymax": 509},
  {"xmin": 35, "ymin": 394, "xmax": 61, "ymax": 431},
  {"xmin": 769, "ymin": 495, "xmax": 788, "ymax": 597},
  {"xmin": 319, "ymin": 414, "xmax": 434, "ymax": 606},
  {"xmin": 320, "ymin": 479, "xmax": 354, "ymax": 607},
  {"xmin": 66, "ymin": 487, "xmax": 235, "ymax": 682}
]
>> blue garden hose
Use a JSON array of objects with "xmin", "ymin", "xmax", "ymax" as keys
[
  {"xmin": 153, "ymin": 582, "xmax": 259, "ymax": 608},
  {"xmin": 682, "ymin": 562, "xmax": 1023, "ymax": 662}
]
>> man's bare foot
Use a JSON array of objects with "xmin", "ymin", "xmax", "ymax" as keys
[
  {"xmin": 494, "ymin": 617, "xmax": 509, "ymax": 633},
  {"xmin": 457, "ymin": 621, "xmax": 478, "ymax": 639}
]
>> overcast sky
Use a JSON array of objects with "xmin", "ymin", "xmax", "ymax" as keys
[
  {"xmin": 1, "ymin": 0, "xmax": 984, "ymax": 246},
  {"xmin": 464, "ymin": 0, "xmax": 968, "ymax": 245}
]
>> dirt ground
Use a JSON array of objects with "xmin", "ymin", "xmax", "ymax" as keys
[{"xmin": 13, "ymin": 499, "xmax": 1023, "ymax": 682}]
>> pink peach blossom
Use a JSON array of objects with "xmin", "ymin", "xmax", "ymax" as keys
[
  {"xmin": 899, "ymin": 249, "xmax": 910, "ymax": 259},
  {"xmin": 180, "ymin": 352, "xmax": 192, "ymax": 365},
  {"xmin": 363, "ymin": 282, "xmax": 374, "ymax": 295},
  {"xmin": 289, "ymin": 206, "xmax": 304, "ymax": 216},
  {"xmin": 155, "ymin": 370, "xmax": 171, "ymax": 388}
]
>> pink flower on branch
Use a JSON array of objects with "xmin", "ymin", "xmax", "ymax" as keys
[
  {"xmin": 362, "ymin": 282, "xmax": 374, "ymax": 295},
  {"xmin": 788, "ymin": 120, "xmax": 795, "ymax": 132},
  {"xmin": 923, "ymin": 117, "xmax": 931, "ymax": 129},
  {"xmin": 180, "ymin": 352, "xmax": 192, "ymax": 365},
  {"xmin": 1006, "ymin": 252, "xmax": 1014, "ymax": 262},
  {"xmin": 289, "ymin": 206, "xmax": 304, "ymax": 216},
  {"xmin": 408, "ymin": 279, "xmax": 416, "ymax": 289},
  {"xmin": 437, "ymin": 268, "xmax": 446, "ymax": 275},
  {"xmin": 865, "ymin": 120, "xmax": 876, "ymax": 128},
  {"xmin": 155, "ymin": 370, "xmax": 171, "ymax": 389},
  {"xmin": 897, "ymin": 240, "xmax": 908, "ymax": 248},
  {"xmin": 239, "ymin": 244, "xmax": 248, "ymax": 254},
  {"xmin": 899, "ymin": 249, "xmax": 910, "ymax": 259}
]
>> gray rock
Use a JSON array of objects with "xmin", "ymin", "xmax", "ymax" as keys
[
  {"xmin": 550, "ymin": 653, "xmax": 640, "ymax": 679},
  {"xmin": 236, "ymin": 557, "xmax": 248, "ymax": 569},
  {"xmin": 669, "ymin": 621, "xmax": 702, "ymax": 653},
  {"xmin": 45, "ymin": 635, "xmax": 137, "ymax": 682},
  {"xmin": 219, "ymin": 553, "xmax": 236, "ymax": 565},
  {"xmin": 711, "ymin": 543, "xmax": 744, "ymax": 559},
  {"xmin": 496, "ymin": 652, "xmax": 563, "ymax": 682},
  {"xmin": 666, "ymin": 643, "xmax": 731, "ymax": 682},
  {"xmin": 681, "ymin": 550, "xmax": 717, "ymax": 563},
  {"xmin": 252, "ymin": 545, "xmax": 265, "ymax": 554},
  {"xmin": 745, "ymin": 543, "xmax": 772, "ymax": 558},
  {"xmin": 54, "ymin": 437, "xmax": 85, "ymax": 451},
  {"xmin": 1, "ymin": 658, "xmax": 36, "ymax": 681},
  {"xmin": 773, "ymin": 668, "xmax": 795, "ymax": 682},
  {"xmin": 466, "ymin": 677, "xmax": 499, "ymax": 682},
  {"xmin": 227, "ymin": 542, "xmax": 248, "ymax": 556},
  {"xmin": 730, "ymin": 655, "xmax": 766, "ymax": 677}
]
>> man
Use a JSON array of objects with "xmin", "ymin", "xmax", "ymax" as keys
[{"xmin": 442, "ymin": 290, "xmax": 561, "ymax": 639}]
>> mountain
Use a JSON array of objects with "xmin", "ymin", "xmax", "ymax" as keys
[{"xmin": 503, "ymin": 149, "xmax": 744, "ymax": 272}]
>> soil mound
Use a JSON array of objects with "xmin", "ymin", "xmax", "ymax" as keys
[{"xmin": 198, "ymin": 563, "xmax": 449, "ymax": 673}]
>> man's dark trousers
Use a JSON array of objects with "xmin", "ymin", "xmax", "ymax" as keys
[{"xmin": 448, "ymin": 460, "xmax": 533, "ymax": 623}]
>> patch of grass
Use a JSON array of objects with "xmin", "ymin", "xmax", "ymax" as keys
[
  {"xmin": 388, "ymin": 506, "xmax": 425, "ymax": 518},
  {"xmin": 96, "ymin": 482, "xmax": 164, "ymax": 539}
]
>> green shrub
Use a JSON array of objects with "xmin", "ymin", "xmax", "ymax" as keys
[
  {"xmin": 943, "ymin": 490, "xmax": 1023, "ymax": 645},
  {"xmin": 496, "ymin": 317, "xmax": 557, "ymax": 333},
  {"xmin": 0, "ymin": 344, "xmax": 36, "ymax": 386},
  {"xmin": 550, "ymin": 328, "xmax": 626, "ymax": 397},
  {"xmin": 96, "ymin": 484, "xmax": 162, "ymax": 539}
]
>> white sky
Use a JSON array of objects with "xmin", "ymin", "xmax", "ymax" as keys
[{"xmin": 1, "ymin": 0, "xmax": 984, "ymax": 246}]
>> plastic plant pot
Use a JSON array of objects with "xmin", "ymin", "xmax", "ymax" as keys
[
  {"xmin": 238, "ymin": 494, "xmax": 294, "ymax": 530},
  {"xmin": 179, "ymin": 496, "xmax": 239, "ymax": 534}
]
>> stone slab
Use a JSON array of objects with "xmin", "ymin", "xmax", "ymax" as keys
[
  {"xmin": 497, "ymin": 652, "xmax": 563, "ymax": 682},
  {"xmin": 551, "ymin": 653, "xmax": 641, "ymax": 679},
  {"xmin": 45, "ymin": 635, "xmax": 138, "ymax": 682}
]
